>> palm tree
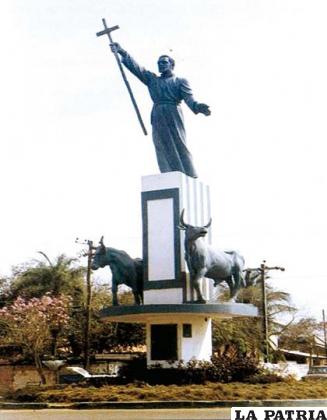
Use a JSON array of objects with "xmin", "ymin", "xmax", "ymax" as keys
[
  {"xmin": 240, "ymin": 271, "xmax": 296, "ymax": 334},
  {"xmin": 214, "ymin": 271, "xmax": 297, "ymax": 359},
  {"xmin": 10, "ymin": 253, "xmax": 85, "ymax": 299}
]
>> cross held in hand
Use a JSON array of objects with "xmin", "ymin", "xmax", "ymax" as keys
[
  {"xmin": 96, "ymin": 18, "xmax": 148, "ymax": 136},
  {"xmin": 96, "ymin": 18, "xmax": 119, "ymax": 42}
]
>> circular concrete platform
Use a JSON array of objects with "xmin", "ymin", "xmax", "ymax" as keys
[{"xmin": 100, "ymin": 303, "xmax": 258, "ymax": 322}]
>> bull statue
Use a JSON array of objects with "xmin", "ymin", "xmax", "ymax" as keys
[
  {"xmin": 179, "ymin": 210, "xmax": 245, "ymax": 303},
  {"xmin": 91, "ymin": 236, "xmax": 143, "ymax": 306}
]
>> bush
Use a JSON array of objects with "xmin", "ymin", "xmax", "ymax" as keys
[
  {"xmin": 145, "ymin": 361, "xmax": 209, "ymax": 385},
  {"xmin": 119, "ymin": 354, "xmax": 260, "ymax": 385},
  {"xmin": 208, "ymin": 354, "xmax": 260, "ymax": 382},
  {"xmin": 119, "ymin": 353, "xmax": 147, "ymax": 382},
  {"xmin": 246, "ymin": 373, "xmax": 285, "ymax": 384},
  {"xmin": 9, "ymin": 387, "xmax": 39, "ymax": 402},
  {"xmin": 7, "ymin": 385, "xmax": 66, "ymax": 402}
]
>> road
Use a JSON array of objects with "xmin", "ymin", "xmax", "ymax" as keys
[{"xmin": 0, "ymin": 408, "xmax": 231, "ymax": 420}]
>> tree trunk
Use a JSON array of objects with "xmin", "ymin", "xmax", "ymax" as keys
[
  {"xmin": 50, "ymin": 328, "xmax": 59, "ymax": 357},
  {"xmin": 68, "ymin": 334, "xmax": 83, "ymax": 357},
  {"xmin": 34, "ymin": 353, "xmax": 46, "ymax": 385}
]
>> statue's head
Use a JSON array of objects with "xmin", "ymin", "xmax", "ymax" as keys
[
  {"xmin": 91, "ymin": 236, "xmax": 107, "ymax": 270},
  {"xmin": 179, "ymin": 209, "xmax": 212, "ymax": 242},
  {"xmin": 158, "ymin": 55, "xmax": 175, "ymax": 74}
]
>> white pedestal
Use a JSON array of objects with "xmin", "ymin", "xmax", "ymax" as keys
[
  {"xmin": 141, "ymin": 172, "xmax": 213, "ymax": 304},
  {"xmin": 100, "ymin": 303, "xmax": 258, "ymax": 366}
]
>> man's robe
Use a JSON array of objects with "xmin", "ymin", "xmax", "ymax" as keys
[{"xmin": 122, "ymin": 54, "xmax": 201, "ymax": 178}]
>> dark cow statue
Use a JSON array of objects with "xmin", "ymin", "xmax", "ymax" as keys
[
  {"xmin": 91, "ymin": 236, "xmax": 143, "ymax": 306},
  {"xmin": 179, "ymin": 210, "xmax": 245, "ymax": 303}
]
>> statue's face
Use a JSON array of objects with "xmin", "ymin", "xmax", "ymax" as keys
[{"xmin": 158, "ymin": 56, "xmax": 172, "ymax": 74}]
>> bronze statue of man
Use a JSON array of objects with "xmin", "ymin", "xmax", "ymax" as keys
[{"xmin": 111, "ymin": 43, "xmax": 211, "ymax": 178}]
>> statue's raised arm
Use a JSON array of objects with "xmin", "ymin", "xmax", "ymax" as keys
[
  {"xmin": 112, "ymin": 42, "xmax": 211, "ymax": 179},
  {"xmin": 111, "ymin": 43, "xmax": 154, "ymax": 85}
]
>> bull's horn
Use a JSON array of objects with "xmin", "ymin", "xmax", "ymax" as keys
[
  {"xmin": 179, "ymin": 209, "xmax": 189, "ymax": 228},
  {"xmin": 99, "ymin": 236, "xmax": 105, "ymax": 247},
  {"xmin": 204, "ymin": 218, "xmax": 212, "ymax": 229}
]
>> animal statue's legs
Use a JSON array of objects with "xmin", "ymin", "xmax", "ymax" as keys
[
  {"xmin": 133, "ymin": 290, "xmax": 141, "ymax": 305},
  {"xmin": 112, "ymin": 279, "xmax": 119, "ymax": 306},
  {"xmin": 192, "ymin": 271, "xmax": 206, "ymax": 303},
  {"xmin": 213, "ymin": 276, "xmax": 235, "ymax": 299},
  {"xmin": 223, "ymin": 276, "xmax": 235, "ymax": 298},
  {"xmin": 138, "ymin": 291, "xmax": 143, "ymax": 305},
  {"xmin": 230, "ymin": 268, "xmax": 245, "ymax": 299}
]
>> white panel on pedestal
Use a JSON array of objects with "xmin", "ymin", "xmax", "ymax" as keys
[
  {"xmin": 147, "ymin": 198, "xmax": 175, "ymax": 281},
  {"xmin": 144, "ymin": 288, "xmax": 183, "ymax": 305}
]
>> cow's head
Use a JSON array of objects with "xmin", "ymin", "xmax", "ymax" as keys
[
  {"xmin": 91, "ymin": 236, "xmax": 107, "ymax": 270},
  {"xmin": 179, "ymin": 209, "xmax": 212, "ymax": 243}
]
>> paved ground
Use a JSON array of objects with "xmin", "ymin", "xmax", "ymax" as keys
[{"xmin": 0, "ymin": 408, "xmax": 231, "ymax": 420}]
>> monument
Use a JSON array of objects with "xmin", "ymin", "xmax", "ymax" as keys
[{"xmin": 96, "ymin": 18, "xmax": 257, "ymax": 368}]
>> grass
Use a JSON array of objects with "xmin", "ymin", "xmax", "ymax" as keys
[{"xmin": 8, "ymin": 379, "xmax": 327, "ymax": 403}]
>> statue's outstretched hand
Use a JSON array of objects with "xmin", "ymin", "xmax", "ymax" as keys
[
  {"xmin": 197, "ymin": 103, "xmax": 211, "ymax": 116},
  {"xmin": 110, "ymin": 42, "xmax": 127, "ymax": 57}
]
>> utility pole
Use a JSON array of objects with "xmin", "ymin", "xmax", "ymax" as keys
[
  {"xmin": 76, "ymin": 238, "xmax": 95, "ymax": 370},
  {"xmin": 246, "ymin": 260, "xmax": 285, "ymax": 363}
]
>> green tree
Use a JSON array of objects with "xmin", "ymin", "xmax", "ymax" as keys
[
  {"xmin": 6, "ymin": 255, "xmax": 145, "ymax": 358},
  {"xmin": 214, "ymin": 271, "xmax": 297, "ymax": 358},
  {"xmin": 212, "ymin": 317, "xmax": 261, "ymax": 357},
  {"xmin": 9, "ymin": 253, "xmax": 85, "ymax": 300},
  {"xmin": 8, "ymin": 254, "xmax": 85, "ymax": 356},
  {"xmin": 0, "ymin": 276, "xmax": 10, "ymax": 308},
  {"xmin": 278, "ymin": 317, "xmax": 321, "ymax": 352},
  {"xmin": 89, "ymin": 285, "xmax": 145, "ymax": 353}
]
